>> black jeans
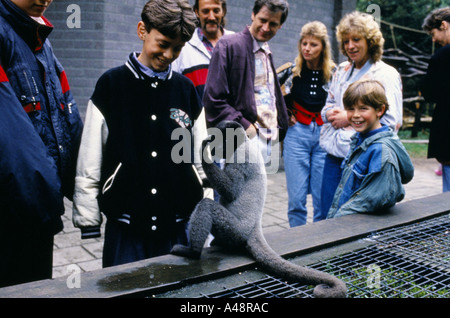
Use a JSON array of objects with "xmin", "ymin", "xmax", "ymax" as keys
[
  {"xmin": 102, "ymin": 219, "xmax": 189, "ymax": 268},
  {"xmin": 0, "ymin": 224, "xmax": 54, "ymax": 288}
]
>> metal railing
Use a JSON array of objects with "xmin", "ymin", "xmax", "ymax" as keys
[{"xmin": 201, "ymin": 214, "xmax": 450, "ymax": 298}]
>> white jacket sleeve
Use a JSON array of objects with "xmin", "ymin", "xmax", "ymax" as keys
[
  {"xmin": 192, "ymin": 108, "xmax": 214, "ymax": 199},
  {"xmin": 72, "ymin": 100, "xmax": 109, "ymax": 238},
  {"xmin": 378, "ymin": 67, "xmax": 403, "ymax": 131}
]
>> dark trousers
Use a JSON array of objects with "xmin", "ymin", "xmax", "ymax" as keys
[
  {"xmin": 102, "ymin": 219, "xmax": 189, "ymax": 268},
  {"xmin": 0, "ymin": 225, "xmax": 54, "ymax": 288}
]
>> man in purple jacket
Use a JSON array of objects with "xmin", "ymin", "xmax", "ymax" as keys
[{"xmin": 203, "ymin": 0, "xmax": 289, "ymax": 171}]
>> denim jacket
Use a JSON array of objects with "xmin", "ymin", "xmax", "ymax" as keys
[{"xmin": 327, "ymin": 126, "xmax": 414, "ymax": 218}]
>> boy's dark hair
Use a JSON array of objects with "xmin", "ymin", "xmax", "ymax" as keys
[
  {"xmin": 141, "ymin": 0, "xmax": 198, "ymax": 42},
  {"xmin": 422, "ymin": 7, "xmax": 450, "ymax": 32},
  {"xmin": 343, "ymin": 79, "xmax": 389, "ymax": 117},
  {"xmin": 252, "ymin": 0, "xmax": 289, "ymax": 25}
]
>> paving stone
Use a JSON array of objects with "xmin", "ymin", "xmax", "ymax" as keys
[{"xmin": 53, "ymin": 246, "xmax": 95, "ymax": 267}]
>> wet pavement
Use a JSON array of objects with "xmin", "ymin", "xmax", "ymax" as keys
[{"xmin": 52, "ymin": 157, "xmax": 444, "ymax": 279}]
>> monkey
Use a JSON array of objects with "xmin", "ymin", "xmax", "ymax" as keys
[{"xmin": 171, "ymin": 121, "xmax": 347, "ymax": 298}]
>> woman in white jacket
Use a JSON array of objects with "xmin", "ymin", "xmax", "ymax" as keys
[{"xmin": 319, "ymin": 11, "xmax": 403, "ymax": 217}]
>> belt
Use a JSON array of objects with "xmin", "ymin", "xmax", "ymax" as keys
[{"xmin": 292, "ymin": 101, "xmax": 323, "ymax": 126}]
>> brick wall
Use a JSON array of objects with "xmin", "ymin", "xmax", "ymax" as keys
[
  {"xmin": 45, "ymin": 0, "xmax": 356, "ymax": 117},
  {"xmin": 45, "ymin": 0, "xmax": 145, "ymax": 117}
]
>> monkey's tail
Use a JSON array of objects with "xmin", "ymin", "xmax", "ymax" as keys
[{"xmin": 246, "ymin": 229, "xmax": 347, "ymax": 298}]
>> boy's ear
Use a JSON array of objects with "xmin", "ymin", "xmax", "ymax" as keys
[
  {"xmin": 377, "ymin": 104, "xmax": 386, "ymax": 118},
  {"xmin": 137, "ymin": 21, "xmax": 147, "ymax": 40}
]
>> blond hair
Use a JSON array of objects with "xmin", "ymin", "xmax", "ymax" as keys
[
  {"xmin": 292, "ymin": 21, "xmax": 335, "ymax": 83},
  {"xmin": 343, "ymin": 79, "xmax": 389, "ymax": 117},
  {"xmin": 336, "ymin": 11, "xmax": 384, "ymax": 63}
]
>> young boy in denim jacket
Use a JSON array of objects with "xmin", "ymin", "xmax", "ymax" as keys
[
  {"xmin": 73, "ymin": 0, "xmax": 205, "ymax": 267},
  {"xmin": 327, "ymin": 80, "xmax": 414, "ymax": 218}
]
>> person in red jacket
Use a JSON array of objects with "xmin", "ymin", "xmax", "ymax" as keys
[{"xmin": 0, "ymin": 0, "xmax": 83, "ymax": 287}]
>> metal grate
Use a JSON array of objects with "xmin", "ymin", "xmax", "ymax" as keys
[{"xmin": 201, "ymin": 214, "xmax": 450, "ymax": 298}]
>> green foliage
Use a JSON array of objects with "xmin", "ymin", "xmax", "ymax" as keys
[
  {"xmin": 357, "ymin": 0, "xmax": 450, "ymax": 54},
  {"xmin": 336, "ymin": 267, "xmax": 450, "ymax": 298},
  {"xmin": 356, "ymin": 1, "xmax": 448, "ymax": 118},
  {"xmin": 401, "ymin": 142, "xmax": 428, "ymax": 158},
  {"xmin": 398, "ymin": 129, "xmax": 429, "ymax": 158},
  {"xmin": 306, "ymin": 264, "xmax": 449, "ymax": 297}
]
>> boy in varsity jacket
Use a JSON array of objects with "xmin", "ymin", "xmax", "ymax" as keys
[{"xmin": 73, "ymin": 0, "xmax": 204, "ymax": 267}]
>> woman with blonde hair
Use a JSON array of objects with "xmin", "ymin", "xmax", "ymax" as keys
[
  {"xmin": 281, "ymin": 21, "xmax": 335, "ymax": 226},
  {"xmin": 319, "ymin": 11, "xmax": 403, "ymax": 217}
]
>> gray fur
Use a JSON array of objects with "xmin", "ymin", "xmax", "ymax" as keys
[{"xmin": 171, "ymin": 121, "xmax": 347, "ymax": 298}]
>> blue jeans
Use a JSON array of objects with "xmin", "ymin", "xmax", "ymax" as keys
[
  {"xmin": 321, "ymin": 154, "xmax": 344, "ymax": 219},
  {"xmin": 443, "ymin": 164, "xmax": 450, "ymax": 192},
  {"xmin": 283, "ymin": 122, "xmax": 326, "ymax": 227}
]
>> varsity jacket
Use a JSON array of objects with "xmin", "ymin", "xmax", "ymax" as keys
[
  {"xmin": 73, "ymin": 53, "xmax": 204, "ymax": 239},
  {"xmin": 172, "ymin": 27, "xmax": 234, "ymax": 97},
  {"xmin": 0, "ymin": 0, "xmax": 83, "ymax": 233},
  {"xmin": 327, "ymin": 126, "xmax": 414, "ymax": 219}
]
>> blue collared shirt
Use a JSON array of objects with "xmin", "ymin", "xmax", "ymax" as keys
[{"xmin": 131, "ymin": 52, "xmax": 171, "ymax": 80}]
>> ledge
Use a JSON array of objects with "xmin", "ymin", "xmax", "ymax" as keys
[{"xmin": 1, "ymin": 192, "xmax": 449, "ymax": 298}]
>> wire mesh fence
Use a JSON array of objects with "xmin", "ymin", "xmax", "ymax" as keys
[{"xmin": 201, "ymin": 214, "xmax": 450, "ymax": 298}]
